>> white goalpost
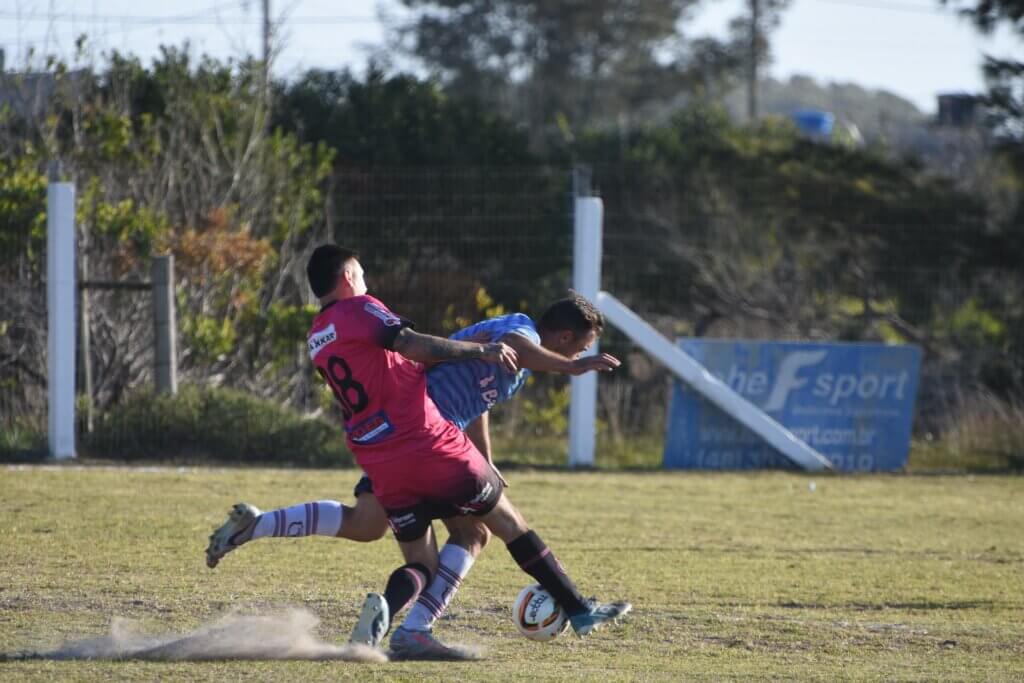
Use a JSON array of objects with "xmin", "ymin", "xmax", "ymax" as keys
[
  {"xmin": 45, "ymin": 171, "xmax": 181, "ymax": 459},
  {"xmin": 567, "ymin": 197, "xmax": 603, "ymax": 467},
  {"xmin": 47, "ymin": 168, "xmax": 77, "ymax": 460},
  {"xmin": 568, "ymin": 194, "xmax": 833, "ymax": 472}
]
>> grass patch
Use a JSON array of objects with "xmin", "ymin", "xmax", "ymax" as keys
[
  {"xmin": 1, "ymin": 467, "xmax": 1022, "ymax": 680},
  {"xmin": 492, "ymin": 433, "xmax": 662, "ymax": 470}
]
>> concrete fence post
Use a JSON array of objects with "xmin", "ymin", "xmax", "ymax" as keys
[{"xmin": 152, "ymin": 254, "xmax": 178, "ymax": 395}]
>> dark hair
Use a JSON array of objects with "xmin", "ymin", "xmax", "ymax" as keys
[
  {"xmin": 307, "ymin": 244, "xmax": 359, "ymax": 298},
  {"xmin": 537, "ymin": 291, "xmax": 604, "ymax": 337}
]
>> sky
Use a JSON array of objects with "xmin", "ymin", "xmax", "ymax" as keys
[{"xmin": 0, "ymin": 0, "xmax": 1019, "ymax": 114}]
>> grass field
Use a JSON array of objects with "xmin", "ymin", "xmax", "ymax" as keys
[{"xmin": 1, "ymin": 465, "xmax": 1022, "ymax": 681}]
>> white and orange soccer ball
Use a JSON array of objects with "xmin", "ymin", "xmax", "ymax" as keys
[{"xmin": 512, "ymin": 584, "xmax": 570, "ymax": 642}]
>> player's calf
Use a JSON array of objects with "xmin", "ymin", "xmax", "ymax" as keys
[
  {"xmin": 481, "ymin": 495, "xmax": 632, "ymax": 636},
  {"xmin": 204, "ymin": 499, "xmax": 345, "ymax": 569}
]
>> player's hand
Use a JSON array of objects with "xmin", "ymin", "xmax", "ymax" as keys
[
  {"xmin": 489, "ymin": 460, "xmax": 509, "ymax": 488},
  {"xmin": 482, "ymin": 342, "xmax": 519, "ymax": 373},
  {"xmin": 568, "ymin": 353, "xmax": 621, "ymax": 375}
]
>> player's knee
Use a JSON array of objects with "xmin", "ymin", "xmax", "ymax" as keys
[
  {"xmin": 452, "ymin": 523, "xmax": 491, "ymax": 556},
  {"xmin": 340, "ymin": 498, "xmax": 388, "ymax": 542},
  {"xmin": 476, "ymin": 523, "xmax": 492, "ymax": 551},
  {"xmin": 350, "ymin": 522, "xmax": 388, "ymax": 543}
]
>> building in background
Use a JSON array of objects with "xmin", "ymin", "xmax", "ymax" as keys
[{"xmin": 936, "ymin": 93, "xmax": 980, "ymax": 128}]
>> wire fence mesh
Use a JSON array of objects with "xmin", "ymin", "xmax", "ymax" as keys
[
  {"xmin": 593, "ymin": 161, "xmax": 1023, "ymax": 466},
  {"xmin": 2, "ymin": 164, "xmax": 1021, "ymax": 467},
  {"xmin": 0, "ymin": 220, "xmax": 48, "ymax": 454}
]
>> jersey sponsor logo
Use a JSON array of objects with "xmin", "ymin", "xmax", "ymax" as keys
[
  {"xmin": 364, "ymin": 301, "xmax": 402, "ymax": 326},
  {"xmin": 347, "ymin": 411, "xmax": 395, "ymax": 445},
  {"xmin": 307, "ymin": 324, "xmax": 337, "ymax": 360},
  {"xmin": 387, "ymin": 512, "xmax": 419, "ymax": 535}
]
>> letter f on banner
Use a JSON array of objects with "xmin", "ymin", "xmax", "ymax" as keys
[{"xmin": 763, "ymin": 351, "xmax": 827, "ymax": 412}]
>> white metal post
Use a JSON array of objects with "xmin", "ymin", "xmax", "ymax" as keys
[
  {"xmin": 47, "ymin": 175, "xmax": 76, "ymax": 459},
  {"xmin": 568, "ymin": 196, "xmax": 603, "ymax": 467}
]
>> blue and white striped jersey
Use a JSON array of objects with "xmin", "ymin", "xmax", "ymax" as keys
[{"xmin": 426, "ymin": 313, "xmax": 540, "ymax": 430}]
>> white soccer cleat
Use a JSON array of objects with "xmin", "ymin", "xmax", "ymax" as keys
[
  {"xmin": 350, "ymin": 593, "xmax": 390, "ymax": 648},
  {"xmin": 205, "ymin": 503, "xmax": 261, "ymax": 569}
]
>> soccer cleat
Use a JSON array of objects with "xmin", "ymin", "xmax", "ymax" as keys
[
  {"xmin": 350, "ymin": 593, "xmax": 390, "ymax": 647},
  {"xmin": 388, "ymin": 626, "xmax": 481, "ymax": 661},
  {"xmin": 569, "ymin": 600, "xmax": 632, "ymax": 637},
  {"xmin": 205, "ymin": 503, "xmax": 261, "ymax": 569}
]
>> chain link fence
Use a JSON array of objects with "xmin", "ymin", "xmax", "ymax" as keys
[
  {"xmin": 2, "ymin": 164, "xmax": 1021, "ymax": 467},
  {"xmin": 0, "ymin": 241, "xmax": 47, "ymax": 455},
  {"xmin": 593, "ymin": 162, "xmax": 1023, "ymax": 467}
]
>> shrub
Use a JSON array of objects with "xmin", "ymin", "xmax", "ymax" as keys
[
  {"xmin": 0, "ymin": 418, "xmax": 47, "ymax": 460},
  {"xmin": 910, "ymin": 394, "xmax": 1024, "ymax": 472},
  {"xmin": 82, "ymin": 385, "xmax": 351, "ymax": 466}
]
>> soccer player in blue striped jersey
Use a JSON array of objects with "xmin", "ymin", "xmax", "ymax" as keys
[
  {"xmin": 422, "ymin": 305, "xmax": 614, "ymax": 484},
  {"xmin": 430, "ymin": 312, "xmax": 542, "ymax": 431},
  {"xmin": 206, "ymin": 292, "xmax": 627, "ymax": 656}
]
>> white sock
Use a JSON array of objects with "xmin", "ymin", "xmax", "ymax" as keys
[
  {"xmin": 250, "ymin": 500, "xmax": 344, "ymax": 539},
  {"xmin": 402, "ymin": 543, "xmax": 475, "ymax": 632}
]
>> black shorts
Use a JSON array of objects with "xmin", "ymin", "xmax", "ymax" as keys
[
  {"xmin": 353, "ymin": 473, "xmax": 374, "ymax": 498},
  {"xmin": 376, "ymin": 458, "xmax": 503, "ymax": 543}
]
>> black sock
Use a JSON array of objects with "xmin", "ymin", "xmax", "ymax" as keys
[
  {"xmin": 506, "ymin": 530, "xmax": 588, "ymax": 616},
  {"xmin": 383, "ymin": 562, "xmax": 431, "ymax": 628}
]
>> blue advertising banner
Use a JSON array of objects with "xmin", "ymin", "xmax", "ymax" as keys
[{"xmin": 663, "ymin": 340, "xmax": 922, "ymax": 472}]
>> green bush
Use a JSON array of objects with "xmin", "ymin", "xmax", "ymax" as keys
[
  {"xmin": 82, "ymin": 385, "xmax": 351, "ymax": 466},
  {"xmin": 0, "ymin": 418, "xmax": 47, "ymax": 460}
]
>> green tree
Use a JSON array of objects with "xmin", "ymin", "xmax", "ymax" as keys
[
  {"xmin": 273, "ymin": 67, "xmax": 567, "ymax": 334},
  {"xmin": 386, "ymin": 0, "xmax": 752, "ymax": 137},
  {"xmin": 944, "ymin": 0, "xmax": 1024, "ymax": 398},
  {"xmin": 571, "ymin": 106, "xmax": 1024, "ymax": 428},
  {"xmin": 0, "ymin": 46, "xmax": 334, "ymax": 416},
  {"xmin": 946, "ymin": 0, "xmax": 1024, "ymax": 179},
  {"xmin": 274, "ymin": 67, "xmax": 534, "ymax": 166}
]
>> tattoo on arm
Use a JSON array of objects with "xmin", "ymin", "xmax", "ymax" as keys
[{"xmin": 393, "ymin": 328, "xmax": 485, "ymax": 363}]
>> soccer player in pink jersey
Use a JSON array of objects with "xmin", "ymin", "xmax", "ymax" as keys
[{"xmin": 206, "ymin": 245, "xmax": 629, "ymax": 659}]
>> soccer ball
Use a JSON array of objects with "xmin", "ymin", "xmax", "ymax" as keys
[{"xmin": 512, "ymin": 584, "xmax": 570, "ymax": 642}]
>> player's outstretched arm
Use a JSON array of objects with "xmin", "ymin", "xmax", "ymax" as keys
[
  {"xmin": 500, "ymin": 333, "xmax": 620, "ymax": 376},
  {"xmin": 392, "ymin": 327, "xmax": 519, "ymax": 373}
]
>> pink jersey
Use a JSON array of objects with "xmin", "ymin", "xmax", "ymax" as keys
[{"xmin": 307, "ymin": 294, "xmax": 470, "ymax": 467}]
